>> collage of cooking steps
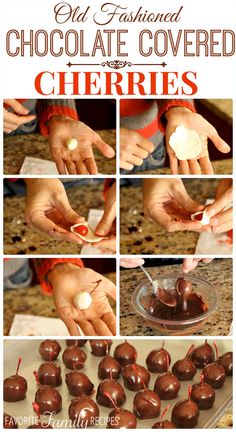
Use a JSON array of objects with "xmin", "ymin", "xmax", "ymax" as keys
[{"xmin": 2, "ymin": 97, "xmax": 233, "ymax": 430}]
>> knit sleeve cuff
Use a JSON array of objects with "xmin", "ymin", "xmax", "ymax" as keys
[
  {"xmin": 33, "ymin": 258, "xmax": 84, "ymax": 294},
  {"xmin": 37, "ymin": 100, "xmax": 78, "ymax": 136},
  {"xmin": 157, "ymin": 99, "xmax": 196, "ymax": 133}
]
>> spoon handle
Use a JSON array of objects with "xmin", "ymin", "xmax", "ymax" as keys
[{"xmin": 139, "ymin": 265, "xmax": 154, "ymax": 285}]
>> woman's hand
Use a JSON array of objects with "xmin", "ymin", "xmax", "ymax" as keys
[
  {"xmin": 48, "ymin": 117, "xmax": 115, "ymax": 174},
  {"xmin": 120, "ymin": 128, "xmax": 154, "ymax": 170},
  {"xmin": 165, "ymin": 107, "xmax": 230, "ymax": 174},
  {"xmin": 182, "ymin": 258, "xmax": 213, "ymax": 273},
  {"xmin": 206, "ymin": 179, "xmax": 233, "ymax": 233},
  {"xmin": 25, "ymin": 178, "xmax": 84, "ymax": 243},
  {"xmin": 4, "ymin": 99, "xmax": 36, "ymax": 133},
  {"xmin": 48, "ymin": 263, "xmax": 116, "ymax": 336},
  {"xmin": 143, "ymin": 178, "xmax": 209, "ymax": 232},
  {"xmin": 93, "ymin": 182, "xmax": 116, "ymax": 252}
]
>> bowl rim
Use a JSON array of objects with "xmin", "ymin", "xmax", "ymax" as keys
[{"xmin": 131, "ymin": 271, "xmax": 219, "ymax": 326}]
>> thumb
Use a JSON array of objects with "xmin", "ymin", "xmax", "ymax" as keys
[
  {"xmin": 55, "ymin": 196, "xmax": 85, "ymax": 225},
  {"xmin": 95, "ymin": 204, "xmax": 116, "ymax": 236},
  {"xmin": 209, "ymin": 128, "xmax": 230, "ymax": 153},
  {"xmin": 175, "ymin": 185, "xmax": 204, "ymax": 213},
  {"xmin": 94, "ymin": 135, "xmax": 115, "ymax": 159},
  {"xmin": 4, "ymin": 99, "xmax": 29, "ymax": 115}
]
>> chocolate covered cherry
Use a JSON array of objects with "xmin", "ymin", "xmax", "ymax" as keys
[
  {"xmin": 191, "ymin": 374, "xmax": 215, "ymax": 410},
  {"xmin": 4, "ymin": 358, "xmax": 27, "ymax": 402},
  {"xmin": 65, "ymin": 371, "xmax": 94, "ymax": 397},
  {"xmin": 69, "ymin": 396, "xmax": 99, "ymax": 428},
  {"xmin": 107, "ymin": 408, "xmax": 137, "ymax": 429},
  {"xmin": 90, "ymin": 339, "xmax": 112, "ymax": 356},
  {"xmin": 114, "ymin": 341, "xmax": 137, "ymax": 367},
  {"xmin": 133, "ymin": 389, "xmax": 161, "ymax": 419},
  {"xmin": 98, "ymin": 356, "xmax": 122, "ymax": 380},
  {"xmin": 39, "ymin": 340, "xmax": 61, "ymax": 361},
  {"xmin": 62, "ymin": 346, "xmax": 87, "ymax": 370},
  {"xmin": 96, "ymin": 378, "xmax": 126, "ymax": 408},
  {"xmin": 202, "ymin": 342, "xmax": 226, "ymax": 389},
  {"xmin": 171, "ymin": 387, "xmax": 199, "ymax": 428},
  {"xmin": 190, "ymin": 340, "xmax": 214, "ymax": 368},
  {"xmin": 37, "ymin": 362, "xmax": 62, "ymax": 387},
  {"xmin": 146, "ymin": 342, "xmax": 171, "ymax": 373},
  {"xmin": 122, "ymin": 363, "xmax": 150, "ymax": 391},
  {"xmin": 172, "ymin": 345, "xmax": 196, "ymax": 381},
  {"xmin": 217, "ymin": 351, "xmax": 233, "ymax": 376}
]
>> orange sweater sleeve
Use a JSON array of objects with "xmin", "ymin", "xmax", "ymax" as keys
[
  {"xmin": 37, "ymin": 99, "xmax": 79, "ymax": 136},
  {"xmin": 33, "ymin": 258, "xmax": 84, "ymax": 294}
]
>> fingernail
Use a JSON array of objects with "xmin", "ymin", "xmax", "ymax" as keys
[{"xmin": 96, "ymin": 229, "xmax": 105, "ymax": 236}]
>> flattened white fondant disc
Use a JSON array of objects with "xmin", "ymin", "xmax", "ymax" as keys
[{"xmin": 169, "ymin": 125, "xmax": 202, "ymax": 160}]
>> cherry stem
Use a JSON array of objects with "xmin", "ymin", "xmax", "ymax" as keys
[
  {"xmin": 104, "ymin": 391, "xmax": 118, "ymax": 411},
  {"xmin": 33, "ymin": 370, "xmax": 41, "ymax": 387},
  {"xmin": 165, "ymin": 351, "xmax": 169, "ymax": 371},
  {"xmin": 200, "ymin": 374, "xmax": 205, "ymax": 387},
  {"xmin": 188, "ymin": 385, "xmax": 192, "ymax": 400},
  {"xmin": 185, "ymin": 344, "xmax": 195, "ymax": 358},
  {"xmin": 213, "ymin": 342, "xmax": 219, "ymax": 360},
  {"xmin": 73, "ymin": 361, "xmax": 81, "ymax": 371},
  {"xmin": 161, "ymin": 341, "xmax": 165, "ymax": 349},
  {"xmin": 161, "ymin": 403, "xmax": 171, "ymax": 420},
  {"xmin": 132, "ymin": 364, "xmax": 147, "ymax": 390},
  {"xmin": 91, "ymin": 279, "xmax": 102, "ymax": 294},
  {"xmin": 32, "ymin": 402, "xmax": 41, "ymax": 422},
  {"xmin": 16, "ymin": 357, "xmax": 22, "ymax": 375}
]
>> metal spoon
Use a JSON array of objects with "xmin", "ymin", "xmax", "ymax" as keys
[{"xmin": 140, "ymin": 265, "xmax": 177, "ymax": 308}]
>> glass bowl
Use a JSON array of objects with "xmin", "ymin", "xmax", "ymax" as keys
[{"xmin": 131, "ymin": 271, "xmax": 218, "ymax": 336}]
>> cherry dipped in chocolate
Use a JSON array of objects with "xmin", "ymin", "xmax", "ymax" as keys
[
  {"xmin": 172, "ymin": 344, "xmax": 197, "ymax": 381},
  {"xmin": 4, "ymin": 357, "xmax": 28, "ymax": 402}
]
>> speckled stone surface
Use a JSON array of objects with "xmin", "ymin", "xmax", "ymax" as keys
[
  {"xmin": 4, "ymin": 130, "xmax": 116, "ymax": 175},
  {"xmin": 136, "ymin": 159, "xmax": 232, "ymax": 175},
  {"xmin": 120, "ymin": 259, "xmax": 232, "ymax": 336},
  {"xmin": 4, "ymin": 272, "xmax": 116, "ymax": 336},
  {"xmin": 120, "ymin": 178, "xmax": 221, "ymax": 254},
  {"xmin": 4, "ymin": 181, "xmax": 111, "ymax": 255}
]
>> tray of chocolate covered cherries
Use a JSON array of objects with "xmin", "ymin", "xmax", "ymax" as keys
[{"xmin": 3, "ymin": 338, "xmax": 232, "ymax": 429}]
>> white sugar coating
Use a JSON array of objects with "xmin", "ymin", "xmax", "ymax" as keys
[
  {"xmin": 66, "ymin": 138, "xmax": 78, "ymax": 151},
  {"xmin": 70, "ymin": 222, "xmax": 105, "ymax": 243},
  {"xmin": 169, "ymin": 125, "xmax": 202, "ymax": 160},
  {"xmin": 74, "ymin": 291, "xmax": 92, "ymax": 310},
  {"xmin": 191, "ymin": 210, "xmax": 210, "ymax": 225}
]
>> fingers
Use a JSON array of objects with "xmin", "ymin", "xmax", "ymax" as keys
[
  {"xmin": 120, "ymin": 258, "xmax": 145, "ymax": 268},
  {"xmin": 210, "ymin": 207, "xmax": 232, "ymax": 233},
  {"xmin": 54, "ymin": 158, "xmax": 67, "ymax": 175},
  {"xmin": 205, "ymin": 186, "xmax": 233, "ymax": 218},
  {"xmin": 151, "ymin": 209, "xmax": 204, "ymax": 232},
  {"xmin": 64, "ymin": 160, "xmax": 77, "ymax": 175},
  {"xmin": 75, "ymin": 161, "xmax": 89, "ymax": 174},
  {"xmin": 209, "ymin": 128, "xmax": 230, "ymax": 153},
  {"xmin": 77, "ymin": 320, "xmax": 97, "ymax": 336},
  {"xmin": 62, "ymin": 315, "xmax": 81, "ymax": 336},
  {"xmin": 91, "ymin": 318, "xmax": 113, "ymax": 336},
  {"xmin": 179, "ymin": 160, "xmax": 190, "ymax": 175},
  {"xmin": 103, "ymin": 280, "xmax": 116, "ymax": 301},
  {"xmin": 169, "ymin": 154, "xmax": 178, "ymax": 175},
  {"xmin": 95, "ymin": 136, "xmax": 115, "ymax": 158},
  {"xmin": 188, "ymin": 159, "xmax": 202, "ymax": 175},
  {"xmin": 96, "ymin": 204, "xmax": 116, "ymax": 236},
  {"xmin": 138, "ymin": 137, "xmax": 155, "ymax": 153},
  {"xmin": 4, "ymin": 99, "xmax": 29, "ymax": 115},
  {"xmin": 127, "ymin": 154, "xmax": 143, "ymax": 166},
  {"xmin": 199, "ymin": 157, "xmax": 214, "ymax": 174},
  {"xmin": 84, "ymin": 157, "xmax": 98, "ymax": 175},
  {"xmin": 132, "ymin": 146, "xmax": 148, "ymax": 159},
  {"xmin": 54, "ymin": 195, "xmax": 85, "ymax": 225},
  {"xmin": 120, "ymin": 161, "xmax": 134, "ymax": 171},
  {"xmin": 174, "ymin": 184, "xmax": 204, "ymax": 214},
  {"xmin": 102, "ymin": 311, "xmax": 116, "ymax": 335}
]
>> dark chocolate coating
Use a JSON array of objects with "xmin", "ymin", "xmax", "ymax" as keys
[
  {"xmin": 66, "ymin": 339, "xmax": 87, "ymax": 347},
  {"xmin": 35, "ymin": 385, "xmax": 62, "ymax": 414},
  {"xmin": 172, "ymin": 358, "xmax": 197, "ymax": 381},
  {"xmin": 65, "ymin": 371, "xmax": 94, "ymax": 397},
  {"xmin": 190, "ymin": 342, "xmax": 215, "ymax": 369},
  {"xmin": 90, "ymin": 339, "xmax": 112, "ymax": 356},
  {"xmin": 39, "ymin": 340, "xmax": 61, "ymax": 361},
  {"xmin": 96, "ymin": 379, "xmax": 126, "ymax": 408},
  {"xmin": 107, "ymin": 408, "xmax": 137, "ymax": 429},
  {"xmin": 4, "ymin": 374, "xmax": 27, "ymax": 402},
  {"xmin": 171, "ymin": 399, "xmax": 199, "ymax": 428},
  {"xmin": 133, "ymin": 389, "xmax": 161, "ymax": 419},
  {"xmin": 191, "ymin": 382, "xmax": 215, "ymax": 410},
  {"xmin": 98, "ymin": 356, "xmax": 122, "ymax": 380},
  {"xmin": 62, "ymin": 346, "xmax": 87, "ymax": 370},
  {"xmin": 202, "ymin": 363, "xmax": 226, "ymax": 389},
  {"xmin": 27, "ymin": 424, "xmax": 53, "ymax": 429},
  {"xmin": 68, "ymin": 396, "xmax": 99, "ymax": 428},
  {"xmin": 217, "ymin": 352, "xmax": 233, "ymax": 376},
  {"xmin": 146, "ymin": 349, "xmax": 171, "ymax": 373},
  {"xmin": 38, "ymin": 363, "xmax": 62, "ymax": 387},
  {"xmin": 122, "ymin": 363, "xmax": 150, "ymax": 391},
  {"xmin": 154, "ymin": 372, "xmax": 180, "ymax": 400},
  {"xmin": 3, "ymin": 413, "xmax": 18, "ymax": 429},
  {"xmin": 152, "ymin": 420, "xmax": 176, "ymax": 429},
  {"xmin": 114, "ymin": 342, "xmax": 137, "ymax": 367}
]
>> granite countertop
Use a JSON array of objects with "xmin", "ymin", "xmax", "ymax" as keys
[
  {"xmin": 120, "ymin": 259, "xmax": 232, "ymax": 337},
  {"xmin": 4, "ymin": 181, "xmax": 110, "ymax": 255},
  {"xmin": 120, "ymin": 178, "xmax": 222, "ymax": 254},
  {"xmin": 138, "ymin": 159, "xmax": 232, "ymax": 175},
  {"xmin": 4, "ymin": 130, "xmax": 116, "ymax": 175},
  {"xmin": 4, "ymin": 272, "xmax": 116, "ymax": 336}
]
